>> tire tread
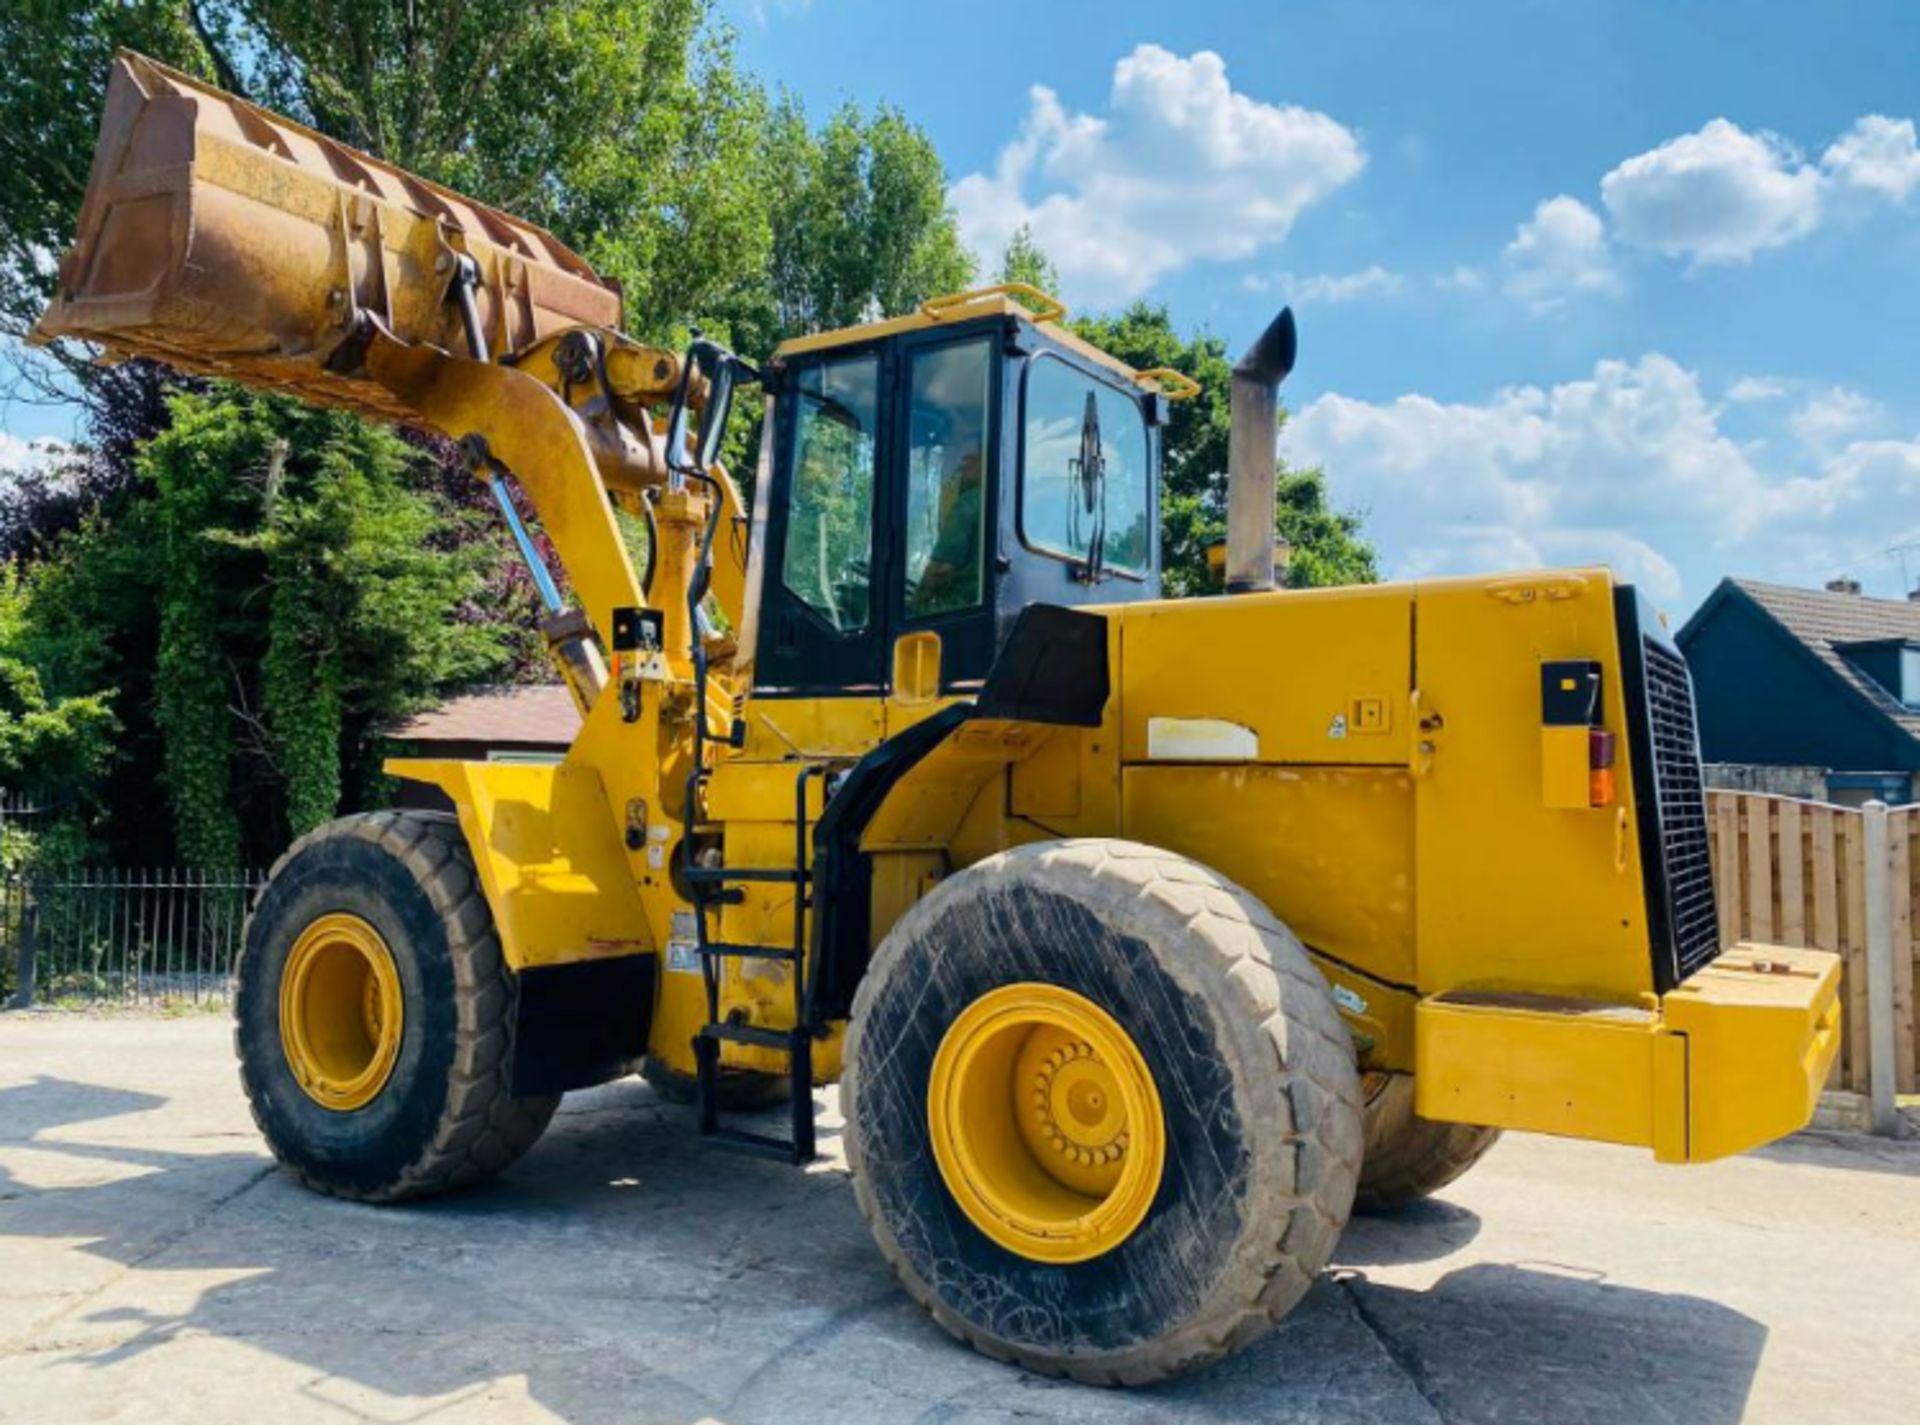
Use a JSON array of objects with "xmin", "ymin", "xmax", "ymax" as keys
[
  {"xmin": 843, "ymin": 837, "xmax": 1364, "ymax": 1385},
  {"xmin": 236, "ymin": 811, "xmax": 557, "ymax": 1203},
  {"xmin": 1354, "ymin": 1071, "xmax": 1500, "ymax": 1213}
]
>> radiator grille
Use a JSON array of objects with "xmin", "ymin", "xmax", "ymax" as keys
[{"xmin": 1641, "ymin": 638, "xmax": 1720, "ymax": 980}]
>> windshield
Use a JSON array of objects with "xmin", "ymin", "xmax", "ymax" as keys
[{"xmin": 1020, "ymin": 357, "xmax": 1151, "ymax": 576}]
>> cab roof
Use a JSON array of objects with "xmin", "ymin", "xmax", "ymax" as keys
[{"xmin": 772, "ymin": 286, "xmax": 1160, "ymax": 393}]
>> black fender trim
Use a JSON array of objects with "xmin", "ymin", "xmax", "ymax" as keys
[
  {"xmin": 805, "ymin": 605, "xmax": 1109, "ymax": 1022},
  {"xmin": 512, "ymin": 952, "xmax": 655, "ymax": 1094}
]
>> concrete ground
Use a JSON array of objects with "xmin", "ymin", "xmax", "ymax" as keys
[{"xmin": 1, "ymin": 1017, "xmax": 1916, "ymax": 1425}]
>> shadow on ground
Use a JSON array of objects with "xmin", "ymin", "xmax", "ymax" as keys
[
  {"xmin": 1752, "ymin": 1126, "xmax": 1920, "ymax": 1178},
  {"xmin": 0, "ymin": 1069, "xmax": 1768, "ymax": 1425}
]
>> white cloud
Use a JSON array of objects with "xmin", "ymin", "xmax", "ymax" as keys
[
  {"xmin": 1790, "ymin": 386, "xmax": 1879, "ymax": 451},
  {"xmin": 1500, "ymin": 196, "xmax": 1619, "ymax": 312},
  {"xmin": 1822, "ymin": 115, "xmax": 1920, "ymax": 201},
  {"xmin": 952, "ymin": 46, "xmax": 1365, "ymax": 305},
  {"xmin": 1601, "ymin": 119, "xmax": 1824, "ymax": 264},
  {"xmin": 1283, "ymin": 354, "xmax": 1917, "ymax": 605},
  {"xmin": 0, "ymin": 430, "xmax": 66, "ymax": 474},
  {"xmin": 1254, "ymin": 266, "xmax": 1403, "ymax": 303},
  {"xmin": 1726, "ymin": 376, "xmax": 1788, "ymax": 403},
  {"xmin": 1436, "ymin": 265, "xmax": 1486, "ymax": 292},
  {"xmin": 745, "ymin": 0, "xmax": 814, "ymax": 24}
]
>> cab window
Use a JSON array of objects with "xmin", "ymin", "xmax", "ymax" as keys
[
  {"xmin": 1020, "ymin": 357, "xmax": 1151, "ymax": 576},
  {"xmin": 903, "ymin": 338, "xmax": 993, "ymax": 621},
  {"xmin": 781, "ymin": 354, "xmax": 879, "ymax": 632}
]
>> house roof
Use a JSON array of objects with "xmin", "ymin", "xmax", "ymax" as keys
[
  {"xmin": 390, "ymin": 684, "xmax": 581, "ymax": 747},
  {"xmin": 1721, "ymin": 580, "xmax": 1920, "ymax": 739}
]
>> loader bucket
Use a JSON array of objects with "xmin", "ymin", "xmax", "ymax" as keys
[{"xmin": 32, "ymin": 51, "xmax": 620, "ymax": 425}]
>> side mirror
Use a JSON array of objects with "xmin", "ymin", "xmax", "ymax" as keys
[
  {"xmin": 695, "ymin": 357, "xmax": 736, "ymax": 470},
  {"xmin": 666, "ymin": 337, "xmax": 758, "ymax": 479}
]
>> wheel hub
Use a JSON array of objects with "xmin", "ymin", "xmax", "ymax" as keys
[
  {"xmin": 279, "ymin": 913, "xmax": 404, "ymax": 1112},
  {"xmin": 928, "ymin": 983, "xmax": 1165, "ymax": 1264}
]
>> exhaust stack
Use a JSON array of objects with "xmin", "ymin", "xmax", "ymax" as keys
[{"xmin": 1224, "ymin": 307, "xmax": 1297, "ymax": 594}]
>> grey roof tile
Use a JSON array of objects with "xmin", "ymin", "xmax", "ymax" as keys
[{"xmin": 1731, "ymin": 579, "xmax": 1920, "ymax": 739}]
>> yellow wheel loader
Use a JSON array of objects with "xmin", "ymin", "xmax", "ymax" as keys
[{"xmin": 37, "ymin": 52, "xmax": 1843, "ymax": 1384}]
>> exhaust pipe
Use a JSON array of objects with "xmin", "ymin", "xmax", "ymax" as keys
[{"xmin": 1224, "ymin": 307, "xmax": 1298, "ymax": 594}]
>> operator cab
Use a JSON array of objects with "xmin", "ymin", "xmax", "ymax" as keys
[{"xmin": 745, "ymin": 288, "xmax": 1175, "ymax": 699}]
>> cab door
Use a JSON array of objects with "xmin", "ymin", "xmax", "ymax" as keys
[
  {"xmin": 753, "ymin": 345, "xmax": 893, "ymax": 697},
  {"xmin": 886, "ymin": 326, "xmax": 1002, "ymax": 692}
]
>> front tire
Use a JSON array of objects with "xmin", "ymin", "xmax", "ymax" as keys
[
  {"xmin": 235, "ymin": 811, "xmax": 558, "ymax": 1202},
  {"xmin": 843, "ymin": 839, "xmax": 1362, "ymax": 1385}
]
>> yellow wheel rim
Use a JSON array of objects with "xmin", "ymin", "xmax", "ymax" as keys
[
  {"xmin": 278, "ymin": 913, "xmax": 404, "ymax": 1112},
  {"xmin": 927, "ymin": 983, "xmax": 1165, "ymax": 1264}
]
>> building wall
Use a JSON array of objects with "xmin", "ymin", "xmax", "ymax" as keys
[
  {"xmin": 1680, "ymin": 595, "xmax": 1916, "ymax": 773},
  {"xmin": 1702, "ymin": 763, "xmax": 1827, "ymax": 799}
]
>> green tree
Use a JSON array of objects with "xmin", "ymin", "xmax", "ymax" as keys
[
  {"xmin": 1068, "ymin": 302, "xmax": 1377, "ymax": 596},
  {"xmin": 998, "ymin": 225, "xmax": 1060, "ymax": 301},
  {"xmin": 0, "ymin": 2, "xmax": 761, "ymax": 864},
  {"xmin": 762, "ymin": 97, "xmax": 975, "ymax": 338},
  {"xmin": 0, "ymin": 566, "xmax": 115, "ymax": 807},
  {"xmin": 0, "ymin": 1, "xmax": 206, "ymax": 355},
  {"xmin": 18, "ymin": 390, "xmax": 512, "ymax": 867},
  {"xmin": 143, "ymin": 389, "xmax": 510, "ymax": 863}
]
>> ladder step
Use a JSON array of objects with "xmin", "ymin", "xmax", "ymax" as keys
[
  {"xmin": 700, "ymin": 1021, "xmax": 802, "ymax": 1051},
  {"xmin": 699, "ymin": 941, "xmax": 798, "ymax": 962},
  {"xmin": 683, "ymin": 865, "xmax": 809, "ymax": 885},
  {"xmin": 703, "ymin": 1126, "xmax": 807, "ymax": 1164}
]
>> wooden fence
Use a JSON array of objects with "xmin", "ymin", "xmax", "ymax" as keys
[{"xmin": 1706, "ymin": 791, "xmax": 1918, "ymax": 1096}]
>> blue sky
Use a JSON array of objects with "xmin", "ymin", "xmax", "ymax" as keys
[
  {"xmin": 729, "ymin": 0, "xmax": 1920, "ymax": 611},
  {"xmin": 6, "ymin": 2, "xmax": 1916, "ymax": 615}
]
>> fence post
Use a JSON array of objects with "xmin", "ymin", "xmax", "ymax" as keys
[
  {"xmin": 9, "ymin": 896, "xmax": 38, "ymax": 1010},
  {"xmin": 1863, "ymin": 802, "xmax": 1905, "ymax": 1138}
]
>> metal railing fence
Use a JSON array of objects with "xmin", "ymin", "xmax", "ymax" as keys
[{"xmin": 2, "ymin": 868, "xmax": 265, "ymax": 1008}]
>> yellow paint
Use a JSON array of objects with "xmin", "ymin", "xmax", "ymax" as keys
[
  {"xmin": 1540, "ymin": 725, "xmax": 1594, "ymax": 809},
  {"xmin": 1664, "ymin": 942, "xmax": 1843, "ymax": 1162},
  {"xmin": 740, "ymin": 695, "xmax": 888, "ymax": 761},
  {"xmin": 927, "ymin": 983, "xmax": 1165, "ymax": 1264},
  {"xmin": 1410, "ymin": 570, "xmax": 1653, "ymax": 1001},
  {"xmin": 891, "ymin": 631, "xmax": 943, "ymax": 704},
  {"xmin": 1008, "ymin": 729, "xmax": 1084, "ymax": 822},
  {"xmin": 1415, "ymin": 995, "xmax": 1680, "ymax": 1153},
  {"xmin": 1414, "ymin": 942, "xmax": 1839, "ymax": 1163},
  {"xmin": 278, "ymin": 913, "xmax": 403, "ymax": 1112},
  {"xmin": 1117, "ymin": 584, "xmax": 1413, "ymax": 766},
  {"xmin": 922, "ymin": 282, "xmax": 1067, "ymax": 325},
  {"xmin": 39, "ymin": 58, "xmax": 1835, "ymax": 1162},
  {"xmin": 386, "ymin": 759, "xmax": 651, "ymax": 970},
  {"xmin": 1132, "ymin": 367, "xmax": 1202, "ymax": 400},
  {"xmin": 871, "ymin": 851, "xmax": 947, "ymax": 943},
  {"xmin": 862, "ymin": 720, "xmax": 1051, "ymax": 851},
  {"xmin": 1123, "ymin": 764, "xmax": 1418, "ymax": 992}
]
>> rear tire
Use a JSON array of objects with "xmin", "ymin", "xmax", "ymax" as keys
[
  {"xmin": 235, "ymin": 811, "xmax": 558, "ymax": 1202},
  {"xmin": 843, "ymin": 838, "xmax": 1363, "ymax": 1385},
  {"xmin": 1354, "ymin": 1072, "xmax": 1501, "ymax": 1213}
]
